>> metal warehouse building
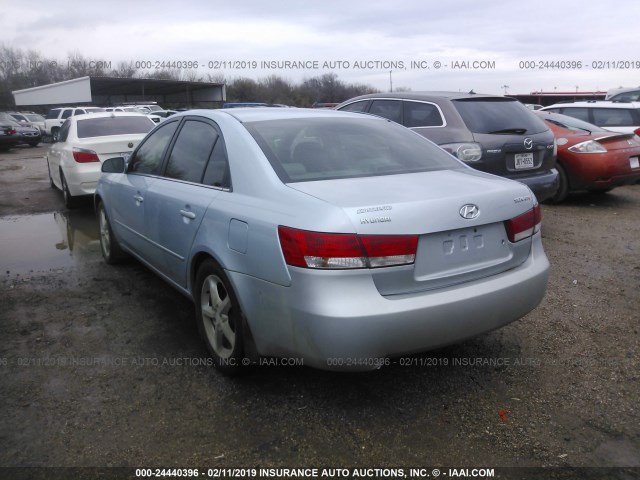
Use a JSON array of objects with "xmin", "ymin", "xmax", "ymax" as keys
[{"xmin": 12, "ymin": 76, "xmax": 226, "ymax": 108}]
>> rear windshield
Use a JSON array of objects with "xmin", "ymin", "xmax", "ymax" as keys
[
  {"xmin": 453, "ymin": 98, "xmax": 547, "ymax": 135},
  {"xmin": 76, "ymin": 116, "xmax": 154, "ymax": 138},
  {"xmin": 245, "ymin": 117, "xmax": 463, "ymax": 182}
]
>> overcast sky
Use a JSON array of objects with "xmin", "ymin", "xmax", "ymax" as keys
[{"xmin": 1, "ymin": 0, "xmax": 638, "ymax": 94}]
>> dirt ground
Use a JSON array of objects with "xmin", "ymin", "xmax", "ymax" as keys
[{"xmin": 0, "ymin": 146, "xmax": 638, "ymax": 477}]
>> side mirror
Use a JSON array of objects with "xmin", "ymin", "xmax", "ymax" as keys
[{"xmin": 102, "ymin": 157, "xmax": 126, "ymax": 173}]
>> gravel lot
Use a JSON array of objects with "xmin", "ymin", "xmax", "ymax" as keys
[{"xmin": 0, "ymin": 146, "xmax": 638, "ymax": 478}]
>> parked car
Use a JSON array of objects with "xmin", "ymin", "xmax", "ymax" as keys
[
  {"xmin": 95, "ymin": 108, "xmax": 550, "ymax": 374},
  {"xmin": 47, "ymin": 112, "xmax": 155, "ymax": 208},
  {"xmin": 105, "ymin": 106, "xmax": 162, "ymax": 124},
  {"xmin": 0, "ymin": 121, "xmax": 19, "ymax": 151},
  {"xmin": 45, "ymin": 106, "xmax": 105, "ymax": 141},
  {"xmin": 0, "ymin": 113, "xmax": 41, "ymax": 146},
  {"xmin": 605, "ymin": 87, "xmax": 640, "ymax": 102},
  {"xmin": 336, "ymin": 92, "xmax": 559, "ymax": 202},
  {"xmin": 540, "ymin": 101, "xmax": 640, "ymax": 135},
  {"xmin": 7, "ymin": 112, "xmax": 46, "ymax": 134},
  {"xmin": 535, "ymin": 111, "xmax": 640, "ymax": 202},
  {"xmin": 152, "ymin": 109, "xmax": 179, "ymax": 119},
  {"xmin": 120, "ymin": 103, "xmax": 163, "ymax": 113}
]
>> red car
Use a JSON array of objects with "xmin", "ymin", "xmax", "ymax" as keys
[{"xmin": 536, "ymin": 111, "xmax": 640, "ymax": 203}]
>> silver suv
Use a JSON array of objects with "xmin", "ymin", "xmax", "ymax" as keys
[
  {"xmin": 45, "ymin": 106, "xmax": 105, "ymax": 140},
  {"xmin": 336, "ymin": 92, "xmax": 559, "ymax": 202}
]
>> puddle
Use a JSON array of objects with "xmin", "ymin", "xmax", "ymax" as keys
[{"xmin": 0, "ymin": 211, "xmax": 101, "ymax": 275}]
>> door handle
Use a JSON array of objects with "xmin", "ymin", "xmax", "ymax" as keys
[
  {"xmin": 133, "ymin": 195, "xmax": 144, "ymax": 203},
  {"xmin": 180, "ymin": 210, "xmax": 196, "ymax": 220}
]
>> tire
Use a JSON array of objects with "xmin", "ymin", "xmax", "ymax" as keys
[
  {"xmin": 59, "ymin": 170, "xmax": 76, "ymax": 209},
  {"xmin": 98, "ymin": 202, "xmax": 128, "ymax": 264},
  {"xmin": 194, "ymin": 259, "xmax": 245, "ymax": 375},
  {"xmin": 51, "ymin": 128, "xmax": 60, "ymax": 143},
  {"xmin": 550, "ymin": 163, "xmax": 569, "ymax": 204}
]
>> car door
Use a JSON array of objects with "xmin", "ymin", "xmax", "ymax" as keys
[
  {"xmin": 144, "ymin": 118, "xmax": 228, "ymax": 287},
  {"xmin": 47, "ymin": 120, "xmax": 71, "ymax": 188},
  {"xmin": 110, "ymin": 120, "xmax": 179, "ymax": 259}
]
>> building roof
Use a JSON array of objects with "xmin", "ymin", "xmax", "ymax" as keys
[{"xmin": 12, "ymin": 76, "xmax": 226, "ymax": 107}]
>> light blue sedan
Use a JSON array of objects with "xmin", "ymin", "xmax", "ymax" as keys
[{"xmin": 95, "ymin": 108, "xmax": 549, "ymax": 374}]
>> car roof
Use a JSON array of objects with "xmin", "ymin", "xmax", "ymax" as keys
[
  {"xmin": 339, "ymin": 91, "xmax": 509, "ymax": 103},
  {"xmin": 182, "ymin": 107, "xmax": 382, "ymax": 123},
  {"xmin": 543, "ymin": 101, "xmax": 640, "ymax": 109}
]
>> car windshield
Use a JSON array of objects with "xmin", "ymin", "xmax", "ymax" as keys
[
  {"xmin": 245, "ymin": 117, "xmax": 463, "ymax": 182},
  {"xmin": 453, "ymin": 98, "xmax": 547, "ymax": 135},
  {"xmin": 76, "ymin": 116, "xmax": 154, "ymax": 138},
  {"xmin": 0, "ymin": 114, "xmax": 20, "ymax": 127},
  {"xmin": 539, "ymin": 112, "xmax": 607, "ymax": 133},
  {"xmin": 25, "ymin": 114, "xmax": 45, "ymax": 122}
]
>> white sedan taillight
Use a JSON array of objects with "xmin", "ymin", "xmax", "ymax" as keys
[
  {"xmin": 278, "ymin": 226, "xmax": 418, "ymax": 269},
  {"xmin": 504, "ymin": 204, "xmax": 541, "ymax": 242},
  {"xmin": 72, "ymin": 147, "xmax": 100, "ymax": 163}
]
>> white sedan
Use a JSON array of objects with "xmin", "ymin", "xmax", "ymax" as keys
[{"xmin": 47, "ymin": 112, "xmax": 155, "ymax": 208}]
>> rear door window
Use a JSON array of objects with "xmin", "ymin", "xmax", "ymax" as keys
[
  {"xmin": 591, "ymin": 108, "xmax": 639, "ymax": 127},
  {"xmin": 61, "ymin": 109, "xmax": 74, "ymax": 120},
  {"xmin": 559, "ymin": 107, "xmax": 591, "ymax": 123},
  {"xmin": 164, "ymin": 120, "xmax": 218, "ymax": 183},
  {"xmin": 403, "ymin": 101, "xmax": 444, "ymax": 127},
  {"xmin": 369, "ymin": 100, "xmax": 402, "ymax": 124},
  {"xmin": 58, "ymin": 120, "xmax": 71, "ymax": 142}
]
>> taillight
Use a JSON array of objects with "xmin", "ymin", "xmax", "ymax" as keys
[
  {"xmin": 72, "ymin": 148, "xmax": 100, "ymax": 163},
  {"xmin": 8, "ymin": 128, "xmax": 16, "ymax": 135},
  {"xmin": 278, "ymin": 226, "xmax": 418, "ymax": 269},
  {"xmin": 504, "ymin": 204, "xmax": 541, "ymax": 242},
  {"xmin": 634, "ymin": 127, "xmax": 640, "ymax": 136}
]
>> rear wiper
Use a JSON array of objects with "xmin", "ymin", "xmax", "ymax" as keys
[{"xmin": 487, "ymin": 128, "xmax": 528, "ymax": 134}]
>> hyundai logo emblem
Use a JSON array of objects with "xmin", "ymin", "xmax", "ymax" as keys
[
  {"xmin": 459, "ymin": 204, "xmax": 480, "ymax": 219},
  {"xmin": 524, "ymin": 138, "xmax": 533, "ymax": 150}
]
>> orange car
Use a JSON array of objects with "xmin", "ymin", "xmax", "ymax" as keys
[{"xmin": 536, "ymin": 111, "xmax": 640, "ymax": 203}]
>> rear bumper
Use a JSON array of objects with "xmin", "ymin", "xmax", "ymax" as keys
[
  {"xmin": 63, "ymin": 164, "xmax": 101, "ymax": 196},
  {"xmin": 230, "ymin": 233, "xmax": 549, "ymax": 371},
  {"xmin": 564, "ymin": 153, "xmax": 640, "ymax": 190},
  {"xmin": 509, "ymin": 169, "xmax": 559, "ymax": 202}
]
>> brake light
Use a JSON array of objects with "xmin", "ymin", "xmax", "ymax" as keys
[
  {"xmin": 634, "ymin": 127, "xmax": 640, "ymax": 136},
  {"xmin": 8, "ymin": 128, "xmax": 16, "ymax": 135},
  {"xmin": 278, "ymin": 226, "xmax": 418, "ymax": 269},
  {"xmin": 72, "ymin": 148, "xmax": 100, "ymax": 163},
  {"xmin": 504, "ymin": 204, "xmax": 541, "ymax": 242}
]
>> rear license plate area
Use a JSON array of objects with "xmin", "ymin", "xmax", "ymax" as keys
[{"xmin": 514, "ymin": 153, "xmax": 535, "ymax": 170}]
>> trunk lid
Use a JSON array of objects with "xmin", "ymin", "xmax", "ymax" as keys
[
  {"xmin": 77, "ymin": 134, "xmax": 147, "ymax": 162},
  {"xmin": 288, "ymin": 169, "xmax": 537, "ymax": 294}
]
